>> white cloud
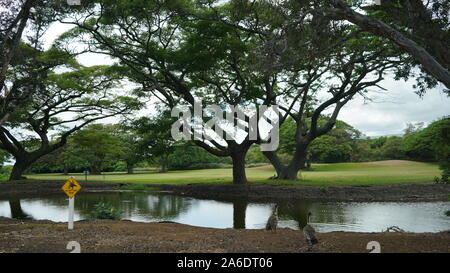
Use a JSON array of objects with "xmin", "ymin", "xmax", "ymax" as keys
[{"xmin": 338, "ymin": 78, "xmax": 449, "ymax": 136}]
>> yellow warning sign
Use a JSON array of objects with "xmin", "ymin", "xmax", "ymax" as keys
[{"xmin": 62, "ymin": 177, "xmax": 81, "ymax": 198}]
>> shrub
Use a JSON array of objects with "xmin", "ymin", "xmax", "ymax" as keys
[
  {"xmin": 90, "ymin": 202, "xmax": 121, "ymax": 220},
  {"xmin": 437, "ymin": 160, "xmax": 450, "ymax": 184},
  {"xmin": 0, "ymin": 166, "xmax": 12, "ymax": 181},
  {"xmin": 112, "ymin": 161, "xmax": 127, "ymax": 172},
  {"xmin": 434, "ymin": 175, "xmax": 449, "ymax": 184}
]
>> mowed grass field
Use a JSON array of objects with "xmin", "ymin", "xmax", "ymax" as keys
[{"xmin": 26, "ymin": 160, "xmax": 441, "ymax": 187}]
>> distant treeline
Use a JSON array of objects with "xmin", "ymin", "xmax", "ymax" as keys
[
  {"xmin": 246, "ymin": 116, "xmax": 449, "ymax": 168},
  {"xmin": 246, "ymin": 116, "xmax": 449, "ymax": 182}
]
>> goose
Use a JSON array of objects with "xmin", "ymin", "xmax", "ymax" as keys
[
  {"xmin": 303, "ymin": 212, "xmax": 318, "ymax": 245},
  {"xmin": 265, "ymin": 204, "xmax": 278, "ymax": 231}
]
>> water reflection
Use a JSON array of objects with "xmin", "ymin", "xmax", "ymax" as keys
[
  {"xmin": 8, "ymin": 199, "xmax": 32, "ymax": 220},
  {"xmin": 0, "ymin": 192, "xmax": 448, "ymax": 233},
  {"xmin": 233, "ymin": 200, "xmax": 248, "ymax": 229}
]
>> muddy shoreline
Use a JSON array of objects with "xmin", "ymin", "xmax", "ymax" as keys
[
  {"xmin": 163, "ymin": 183, "xmax": 450, "ymax": 202},
  {"xmin": 0, "ymin": 181, "xmax": 449, "ymax": 202}
]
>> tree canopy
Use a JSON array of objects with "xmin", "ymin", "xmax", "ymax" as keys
[
  {"xmin": 1, "ymin": 0, "xmax": 448, "ymax": 184},
  {"xmin": 0, "ymin": 44, "xmax": 140, "ymax": 180}
]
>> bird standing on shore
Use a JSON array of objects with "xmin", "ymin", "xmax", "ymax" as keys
[
  {"xmin": 265, "ymin": 204, "xmax": 279, "ymax": 231},
  {"xmin": 303, "ymin": 212, "xmax": 318, "ymax": 246}
]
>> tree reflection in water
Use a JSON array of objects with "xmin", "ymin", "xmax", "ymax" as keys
[
  {"xmin": 9, "ymin": 199, "xmax": 32, "ymax": 219},
  {"xmin": 3, "ymin": 194, "xmax": 449, "ymax": 232},
  {"xmin": 69, "ymin": 192, "xmax": 193, "ymax": 220},
  {"xmin": 233, "ymin": 200, "xmax": 248, "ymax": 229},
  {"xmin": 277, "ymin": 202, "xmax": 347, "ymax": 229},
  {"xmin": 3, "ymin": 194, "xmax": 346, "ymax": 229}
]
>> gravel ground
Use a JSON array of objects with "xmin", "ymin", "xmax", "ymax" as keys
[{"xmin": 0, "ymin": 217, "xmax": 449, "ymax": 253}]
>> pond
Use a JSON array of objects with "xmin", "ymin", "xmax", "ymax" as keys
[{"xmin": 0, "ymin": 191, "xmax": 449, "ymax": 233}]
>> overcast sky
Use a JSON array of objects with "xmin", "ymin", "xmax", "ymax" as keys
[
  {"xmin": 337, "ymin": 78, "xmax": 449, "ymax": 136},
  {"xmin": 41, "ymin": 22, "xmax": 450, "ymax": 137}
]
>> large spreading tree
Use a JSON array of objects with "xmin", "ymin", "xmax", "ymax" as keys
[
  {"xmin": 52, "ymin": 0, "xmax": 446, "ymax": 184},
  {"xmin": 263, "ymin": 34, "xmax": 403, "ymax": 179},
  {"xmin": 58, "ymin": 0, "xmax": 286, "ymax": 184},
  {"xmin": 0, "ymin": 45, "xmax": 140, "ymax": 180},
  {"xmin": 292, "ymin": 0, "xmax": 450, "ymax": 93},
  {"xmin": 130, "ymin": 109, "xmax": 177, "ymax": 173},
  {"xmin": 1, "ymin": 0, "xmax": 85, "ymax": 125},
  {"xmin": 1, "ymin": 0, "xmax": 38, "ymax": 125},
  {"xmin": 70, "ymin": 124, "xmax": 127, "ymax": 175}
]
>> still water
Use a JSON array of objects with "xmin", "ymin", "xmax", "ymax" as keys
[{"xmin": 0, "ymin": 191, "xmax": 449, "ymax": 232}]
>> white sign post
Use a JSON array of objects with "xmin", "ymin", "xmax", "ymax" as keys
[
  {"xmin": 62, "ymin": 177, "xmax": 81, "ymax": 230},
  {"xmin": 68, "ymin": 197, "xmax": 75, "ymax": 230}
]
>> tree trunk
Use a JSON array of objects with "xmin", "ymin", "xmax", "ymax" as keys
[
  {"xmin": 305, "ymin": 156, "xmax": 312, "ymax": 170},
  {"xmin": 63, "ymin": 165, "xmax": 69, "ymax": 176},
  {"xmin": 277, "ymin": 148, "xmax": 307, "ymax": 180},
  {"xmin": 231, "ymin": 151, "xmax": 248, "ymax": 184},
  {"xmin": 9, "ymin": 160, "xmax": 31, "ymax": 181},
  {"xmin": 299, "ymin": 160, "xmax": 307, "ymax": 170},
  {"xmin": 90, "ymin": 164, "xmax": 101, "ymax": 175},
  {"xmin": 90, "ymin": 154, "xmax": 104, "ymax": 175},
  {"xmin": 127, "ymin": 164, "xmax": 134, "ymax": 174},
  {"xmin": 9, "ymin": 199, "xmax": 30, "ymax": 219},
  {"xmin": 278, "ymin": 164, "xmax": 300, "ymax": 180},
  {"xmin": 262, "ymin": 145, "xmax": 308, "ymax": 181},
  {"xmin": 160, "ymin": 156, "xmax": 168, "ymax": 173},
  {"xmin": 263, "ymin": 151, "xmax": 285, "ymax": 178}
]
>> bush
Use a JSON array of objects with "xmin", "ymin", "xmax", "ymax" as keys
[
  {"xmin": 168, "ymin": 144, "xmax": 230, "ymax": 170},
  {"xmin": 0, "ymin": 165, "xmax": 12, "ymax": 181},
  {"xmin": 246, "ymin": 145, "xmax": 269, "ymax": 164},
  {"xmin": 90, "ymin": 202, "xmax": 121, "ymax": 220},
  {"xmin": 434, "ymin": 174, "xmax": 449, "ymax": 184},
  {"xmin": 437, "ymin": 160, "xmax": 450, "ymax": 183},
  {"xmin": 112, "ymin": 161, "xmax": 127, "ymax": 172}
]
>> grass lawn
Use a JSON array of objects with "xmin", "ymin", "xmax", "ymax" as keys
[{"xmin": 25, "ymin": 160, "xmax": 441, "ymax": 187}]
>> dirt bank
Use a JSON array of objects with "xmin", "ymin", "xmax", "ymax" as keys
[
  {"xmin": 162, "ymin": 183, "xmax": 450, "ymax": 202},
  {"xmin": 0, "ymin": 217, "xmax": 448, "ymax": 253},
  {"xmin": 0, "ymin": 181, "xmax": 449, "ymax": 202},
  {"xmin": 0, "ymin": 181, "xmax": 120, "ymax": 199}
]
